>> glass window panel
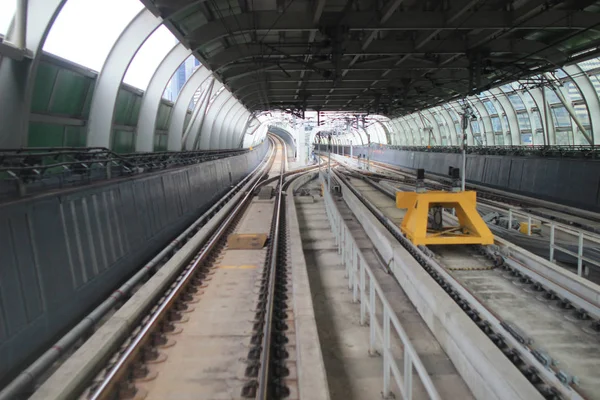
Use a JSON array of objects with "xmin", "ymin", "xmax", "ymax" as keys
[
  {"xmin": 495, "ymin": 133, "xmax": 505, "ymax": 145},
  {"xmin": 578, "ymin": 58, "xmax": 600, "ymax": 72},
  {"xmin": 470, "ymin": 120, "xmax": 481, "ymax": 134},
  {"xmin": 0, "ymin": 0, "xmax": 16, "ymax": 35},
  {"xmin": 551, "ymin": 106, "xmax": 571, "ymax": 127},
  {"xmin": 588, "ymin": 75, "xmax": 600, "ymax": 97},
  {"xmin": 555, "ymin": 69, "xmax": 568, "ymax": 79},
  {"xmin": 163, "ymin": 56, "xmax": 203, "ymax": 101},
  {"xmin": 563, "ymin": 81, "xmax": 583, "ymax": 101},
  {"xmin": 544, "ymin": 87, "xmax": 561, "ymax": 103},
  {"xmin": 574, "ymin": 104, "xmax": 590, "ymax": 126},
  {"xmin": 532, "ymin": 110, "xmax": 543, "ymax": 131},
  {"xmin": 124, "ymin": 26, "xmax": 177, "ymax": 90},
  {"xmin": 44, "ymin": 0, "xmax": 144, "ymax": 72},
  {"xmin": 508, "ymin": 93, "xmax": 526, "ymax": 110},
  {"xmin": 521, "ymin": 90, "xmax": 536, "ymax": 109},
  {"xmin": 556, "ymin": 130, "xmax": 573, "ymax": 145},
  {"xmin": 433, "ymin": 113, "xmax": 444, "ymax": 125},
  {"xmin": 516, "ymin": 112, "xmax": 531, "ymax": 130},
  {"xmin": 521, "ymin": 133, "xmax": 533, "ymax": 145},
  {"xmin": 483, "ymin": 100, "xmax": 497, "ymax": 115},
  {"xmin": 491, "ymin": 116, "xmax": 502, "ymax": 132},
  {"xmin": 503, "ymin": 115, "xmax": 510, "ymax": 131}
]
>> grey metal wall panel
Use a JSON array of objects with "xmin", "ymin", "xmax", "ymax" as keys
[
  {"xmin": 0, "ymin": 142, "xmax": 268, "ymax": 384},
  {"xmin": 329, "ymin": 145, "xmax": 600, "ymax": 212}
]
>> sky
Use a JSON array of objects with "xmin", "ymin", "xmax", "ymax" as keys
[
  {"xmin": 37, "ymin": 0, "xmax": 178, "ymax": 90},
  {"xmin": 0, "ymin": 0, "xmax": 16, "ymax": 35}
]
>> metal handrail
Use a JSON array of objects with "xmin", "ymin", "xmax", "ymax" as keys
[
  {"xmin": 487, "ymin": 204, "xmax": 600, "ymax": 276},
  {"xmin": 321, "ymin": 172, "xmax": 441, "ymax": 400}
]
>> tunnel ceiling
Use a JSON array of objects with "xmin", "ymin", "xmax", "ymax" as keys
[{"xmin": 146, "ymin": 0, "xmax": 600, "ymax": 117}]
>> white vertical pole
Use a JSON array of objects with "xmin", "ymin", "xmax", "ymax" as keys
[
  {"xmin": 578, "ymin": 232, "xmax": 584, "ymax": 276},
  {"xmin": 14, "ymin": 0, "xmax": 28, "ymax": 49},
  {"xmin": 549, "ymin": 224, "xmax": 555, "ymax": 262}
]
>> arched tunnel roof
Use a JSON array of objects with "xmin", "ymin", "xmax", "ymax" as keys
[
  {"xmin": 1, "ymin": 0, "xmax": 600, "ymax": 151},
  {"xmin": 148, "ymin": 0, "xmax": 600, "ymax": 116}
]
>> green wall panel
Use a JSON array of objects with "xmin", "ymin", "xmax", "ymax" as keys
[
  {"xmin": 154, "ymin": 133, "xmax": 168, "ymax": 151},
  {"xmin": 64, "ymin": 126, "xmax": 87, "ymax": 147},
  {"xmin": 114, "ymin": 89, "xmax": 143, "ymax": 126},
  {"xmin": 82, "ymin": 84, "xmax": 94, "ymax": 119},
  {"xmin": 112, "ymin": 130, "xmax": 135, "ymax": 153},
  {"xmin": 31, "ymin": 62, "xmax": 59, "ymax": 113},
  {"xmin": 156, "ymin": 103, "xmax": 172, "ymax": 130},
  {"xmin": 28, "ymin": 122, "xmax": 65, "ymax": 147},
  {"xmin": 49, "ymin": 69, "xmax": 91, "ymax": 116}
]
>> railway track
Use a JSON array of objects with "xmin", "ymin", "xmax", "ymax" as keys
[
  {"xmin": 20, "ymin": 135, "xmax": 311, "ymax": 400},
  {"xmin": 334, "ymin": 169, "xmax": 600, "ymax": 400},
  {"xmin": 81, "ymin": 136, "xmax": 291, "ymax": 400},
  {"xmin": 361, "ymin": 157, "xmax": 600, "ymax": 234}
]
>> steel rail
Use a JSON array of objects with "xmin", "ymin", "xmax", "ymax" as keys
[
  {"xmin": 0, "ymin": 141, "xmax": 274, "ymax": 400},
  {"xmin": 335, "ymin": 169, "xmax": 587, "ymax": 400},
  {"xmin": 256, "ymin": 136, "xmax": 287, "ymax": 399},
  {"xmin": 87, "ymin": 138, "xmax": 279, "ymax": 400}
]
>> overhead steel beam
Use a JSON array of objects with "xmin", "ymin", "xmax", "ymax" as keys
[
  {"xmin": 207, "ymin": 39, "xmax": 555, "ymax": 71},
  {"xmin": 186, "ymin": 10, "xmax": 600, "ymax": 48},
  {"xmin": 136, "ymin": 43, "xmax": 193, "ymax": 151},
  {"xmin": 87, "ymin": 9, "xmax": 162, "ymax": 148}
]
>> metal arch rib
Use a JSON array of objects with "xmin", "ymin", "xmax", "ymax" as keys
[
  {"xmin": 217, "ymin": 102, "xmax": 244, "ymax": 149},
  {"xmin": 136, "ymin": 43, "xmax": 192, "ymax": 151},
  {"xmin": 0, "ymin": 0, "xmax": 68, "ymax": 148},
  {"xmin": 226, "ymin": 105, "xmax": 248, "ymax": 149},
  {"xmin": 87, "ymin": 9, "xmax": 162, "ymax": 148},
  {"xmin": 211, "ymin": 95, "xmax": 239, "ymax": 149},
  {"xmin": 167, "ymin": 66, "xmax": 212, "ymax": 150},
  {"xmin": 184, "ymin": 78, "xmax": 220, "ymax": 150},
  {"xmin": 207, "ymin": 92, "xmax": 236, "ymax": 149},
  {"xmin": 197, "ymin": 89, "xmax": 231, "ymax": 150}
]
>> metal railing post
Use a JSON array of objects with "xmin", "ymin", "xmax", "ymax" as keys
[
  {"xmin": 383, "ymin": 308, "xmax": 391, "ymax": 397},
  {"xmin": 360, "ymin": 263, "xmax": 366, "ymax": 325},
  {"xmin": 369, "ymin": 281, "xmax": 376, "ymax": 355},
  {"xmin": 578, "ymin": 232, "xmax": 584, "ymax": 276},
  {"xmin": 404, "ymin": 348, "xmax": 413, "ymax": 400},
  {"xmin": 527, "ymin": 215, "xmax": 532, "ymax": 236},
  {"xmin": 549, "ymin": 224, "xmax": 555, "ymax": 262},
  {"xmin": 508, "ymin": 209, "xmax": 513, "ymax": 230}
]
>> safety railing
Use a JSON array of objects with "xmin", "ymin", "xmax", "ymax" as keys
[
  {"xmin": 321, "ymin": 172, "xmax": 441, "ymax": 400},
  {"xmin": 485, "ymin": 203, "xmax": 600, "ymax": 276},
  {"xmin": 0, "ymin": 146, "xmax": 248, "ymax": 199}
]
